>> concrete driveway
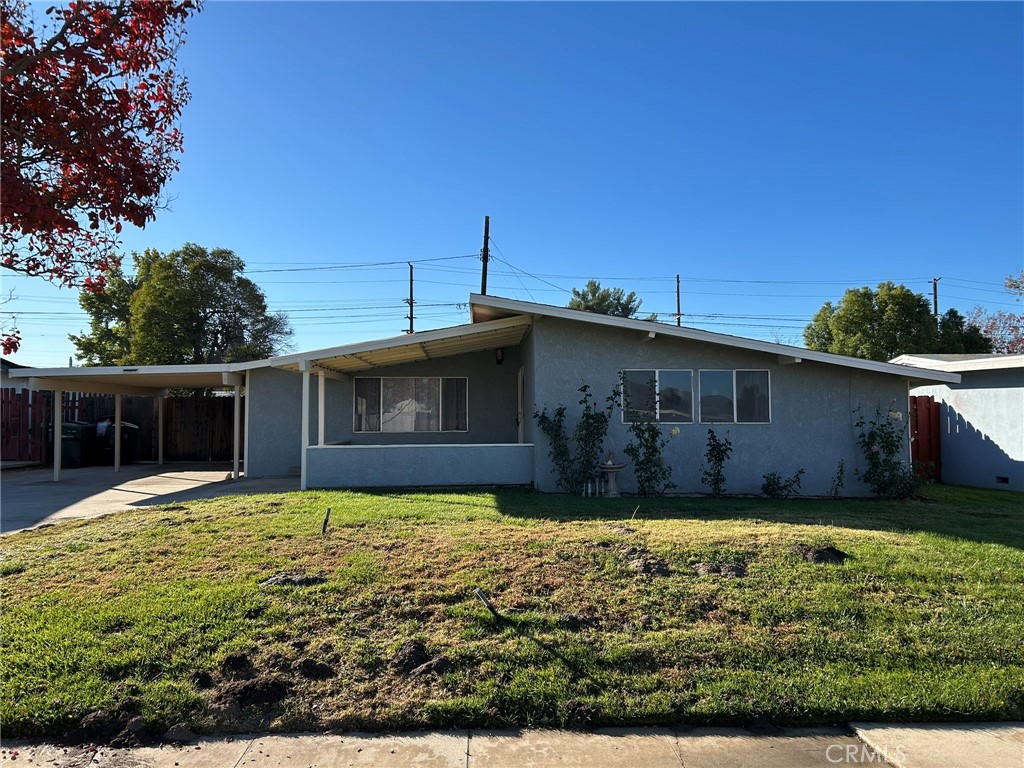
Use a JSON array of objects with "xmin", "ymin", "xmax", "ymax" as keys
[{"xmin": 0, "ymin": 462, "xmax": 298, "ymax": 534}]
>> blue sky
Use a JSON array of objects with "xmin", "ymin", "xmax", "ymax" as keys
[{"xmin": 6, "ymin": 1, "xmax": 1023, "ymax": 366}]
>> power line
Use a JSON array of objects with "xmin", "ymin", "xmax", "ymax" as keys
[{"xmin": 244, "ymin": 254, "xmax": 478, "ymax": 274}]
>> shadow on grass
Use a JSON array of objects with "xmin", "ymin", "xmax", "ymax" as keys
[{"xmin": 357, "ymin": 484, "xmax": 1024, "ymax": 551}]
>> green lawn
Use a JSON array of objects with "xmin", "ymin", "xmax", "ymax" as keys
[{"xmin": 1, "ymin": 485, "xmax": 1022, "ymax": 737}]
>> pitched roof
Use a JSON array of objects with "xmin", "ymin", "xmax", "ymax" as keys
[
  {"xmin": 470, "ymin": 294, "xmax": 961, "ymax": 384},
  {"xmin": 890, "ymin": 353, "xmax": 1024, "ymax": 373}
]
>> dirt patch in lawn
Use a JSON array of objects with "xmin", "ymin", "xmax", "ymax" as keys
[{"xmin": 792, "ymin": 544, "xmax": 849, "ymax": 564}]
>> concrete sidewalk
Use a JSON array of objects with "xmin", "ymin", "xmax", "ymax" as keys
[{"xmin": 2, "ymin": 724, "xmax": 1021, "ymax": 768}]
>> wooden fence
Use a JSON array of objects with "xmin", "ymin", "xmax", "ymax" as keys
[
  {"xmin": 909, "ymin": 394, "xmax": 941, "ymax": 481},
  {"xmin": 1, "ymin": 388, "xmax": 242, "ymax": 464}
]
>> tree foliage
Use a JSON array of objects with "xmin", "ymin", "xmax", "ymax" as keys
[
  {"xmin": 70, "ymin": 244, "xmax": 292, "ymax": 365},
  {"xmin": 1, "ymin": 0, "xmax": 201, "ymax": 353},
  {"xmin": 568, "ymin": 280, "xmax": 653, "ymax": 319},
  {"xmin": 803, "ymin": 282, "xmax": 992, "ymax": 360}
]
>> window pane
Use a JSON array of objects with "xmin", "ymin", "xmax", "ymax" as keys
[
  {"xmin": 354, "ymin": 378, "xmax": 380, "ymax": 432},
  {"xmin": 736, "ymin": 370, "xmax": 770, "ymax": 423},
  {"xmin": 381, "ymin": 379, "xmax": 416, "ymax": 432},
  {"xmin": 658, "ymin": 370, "xmax": 692, "ymax": 423},
  {"xmin": 442, "ymin": 378, "xmax": 468, "ymax": 431},
  {"xmin": 700, "ymin": 370, "xmax": 734, "ymax": 423},
  {"xmin": 413, "ymin": 377, "xmax": 439, "ymax": 432},
  {"xmin": 623, "ymin": 370, "xmax": 656, "ymax": 421}
]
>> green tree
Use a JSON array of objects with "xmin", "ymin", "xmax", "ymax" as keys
[
  {"xmin": 70, "ymin": 244, "xmax": 292, "ymax": 365},
  {"xmin": 804, "ymin": 282, "xmax": 938, "ymax": 361},
  {"xmin": 937, "ymin": 308, "xmax": 993, "ymax": 354},
  {"xmin": 568, "ymin": 279, "xmax": 654, "ymax": 319},
  {"xmin": 803, "ymin": 282, "xmax": 993, "ymax": 361}
]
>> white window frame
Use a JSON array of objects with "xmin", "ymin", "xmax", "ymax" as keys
[
  {"xmin": 697, "ymin": 369, "xmax": 772, "ymax": 425},
  {"xmin": 353, "ymin": 376, "xmax": 470, "ymax": 433},
  {"xmin": 620, "ymin": 369, "xmax": 694, "ymax": 424}
]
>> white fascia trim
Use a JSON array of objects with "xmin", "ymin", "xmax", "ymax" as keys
[
  {"xmin": 891, "ymin": 354, "xmax": 1024, "ymax": 373},
  {"xmin": 8, "ymin": 362, "xmax": 247, "ymax": 379},
  {"xmin": 469, "ymin": 294, "xmax": 962, "ymax": 384}
]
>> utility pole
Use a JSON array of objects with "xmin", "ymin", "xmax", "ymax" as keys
[
  {"xmin": 480, "ymin": 215, "xmax": 490, "ymax": 295},
  {"xmin": 932, "ymin": 277, "xmax": 941, "ymax": 326},
  {"xmin": 675, "ymin": 274, "xmax": 681, "ymax": 327},
  {"xmin": 404, "ymin": 262, "xmax": 414, "ymax": 334}
]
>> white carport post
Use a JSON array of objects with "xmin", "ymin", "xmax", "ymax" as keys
[
  {"xmin": 243, "ymin": 371, "xmax": 251, "ymax": 478},
  {"xmin": 223, "ymin": 372, "xmax": 244, "ymax": 480},
  {"xmin": 114, "ymin": 394, "xmax": 122, "ymax": 472},
  {"xmin": 53, "ymin": 388, "xmax": 63, "ymax": 482},
  {"xmin": 318, "ymin": 370, "xmax": 326, "ymax": 446},
  {"xmin": 299, "ymin": 361, "xmax": 311, "ymax": 491}
]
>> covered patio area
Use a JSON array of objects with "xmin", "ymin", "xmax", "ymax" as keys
[
  {"xmin": 7, "ymin": 364, "xmax": 249, "ymax": 483},
  {"xmin": 266, "ymin": 315, "xmax": 535, "ymax": 490}
]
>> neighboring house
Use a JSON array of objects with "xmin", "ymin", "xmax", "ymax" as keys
[
  {"xmin": 1, "ymin": 358, "xmax": 31, "ymax": 389},
  {"xmin": 890, "ymin": 354, "xmax": 1024, "ymax": 492},
  {"xmin": 11, "ymin": 295, "xmax": 961, "ymax": 496}
]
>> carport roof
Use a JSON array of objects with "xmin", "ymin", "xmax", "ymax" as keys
[{"xmin": 7, "ymin": 363, "xmax": 243, "ymax": 395}]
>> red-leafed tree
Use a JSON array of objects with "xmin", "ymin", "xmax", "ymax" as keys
[
  {"xmin": 966, "ymin": 271, "xmax": 1024, "ymax": 354},
  {"xmin": 0, "ymin": 0, "xmax": 201, "ymax": 353}
]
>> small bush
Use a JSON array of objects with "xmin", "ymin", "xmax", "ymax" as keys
[
  {"xmin": 829, "ymin": 460, "xmax": 846, "ymax": 498},
  {"xmin": 761, "ymin": 468, "xmax": 805, "ymax": 499},
  {"xmin": 853, "ymin": 405, "xmax": 921, "ymax": 499},
  {"xmin": 534, "ymin": 384, "xmax": 616, "ymax": 494},
  {"xmin": 700, "ymin": 429, "xmax": 732, "ymax": 496}
]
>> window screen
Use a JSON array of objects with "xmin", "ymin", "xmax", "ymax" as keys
[
  {"xmin": 699, "ymin": 370, "xmax": 735, "ymax": 423},
  {"xmin": 735, "ymin": 370, "xmax": 770, "ymax": 423},
  {"xmin": 622, "ymin": 370, "xmax": 656, "ymax": 421},
  {"xmin": 658, "ymin": 370, "xmax": 693, "ymax": 423}
]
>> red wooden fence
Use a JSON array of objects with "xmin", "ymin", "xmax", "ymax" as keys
[
  {"xmin": 909, "ymin": 394, "xmax": 941, "ymax": 481},
  {"xmin": 1, "ymin": 389, "xmax": 241, "ymax": 464},
  {"xmin": 1, "ymin": 389, "xmax": 53, "ymax": 463}
]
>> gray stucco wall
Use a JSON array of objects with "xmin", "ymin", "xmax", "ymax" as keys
[
  {"xmin": 306, "ymin": 444, "xmax": 533, "ymax": 488},
  {"xmin": 528, "ymin": 317, "xmax": 910, "ymax": 496},
  {"xmin": 912, "ymin": 368, "xmax": 1024, "ymax": 491},
  {"xmin": 245, "ymin": 367, "xmax": 324, "ymax": 477}
]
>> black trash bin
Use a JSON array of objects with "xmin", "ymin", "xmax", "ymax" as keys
[
  {"xmin": 61, "ymin": 421, "xmax": 96, "ymax": 469},
  {"xmin": 95, "ymin": 417, "xmax": 140, "ymax": 465}
]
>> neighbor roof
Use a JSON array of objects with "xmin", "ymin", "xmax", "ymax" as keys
[
  {"xmin": 470, "ymin": 294, "xmax": 961, "ymax": 384},
  {"xmin": 890, "ymin": 353, "xmax": 1024, "ymax": 373}
]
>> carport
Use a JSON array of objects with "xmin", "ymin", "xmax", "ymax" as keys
[{"xmin": 7, "ymin": 364, "xmax": 248, "ymax": 482}]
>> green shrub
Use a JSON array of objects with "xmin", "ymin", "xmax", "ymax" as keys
[
  {"xmin": 853, "ymin": 405, "xmax": 921, "ymax": 499},
  {"xmin": 534, "ymin": 384, "xmax": 615, "ymax": 494},
  {"xmin": 700, "ymin": 429, "xmax": 732, "ymax": 496},
  {"xmin": 761, "ymin": 468, "xmax": 805, "ymax": 498}
]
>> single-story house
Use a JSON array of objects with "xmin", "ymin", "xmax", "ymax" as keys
[
  {"xmin": 890, "ymin": 353, "xmax": 1023, "ymax": 492},
  {"xmin": 10, "ymin": 294, "xmax": 962, "ymax": 496},
  {"xmin": 1, "ymin": 358, "xmax": 31, "ymax": 389}
]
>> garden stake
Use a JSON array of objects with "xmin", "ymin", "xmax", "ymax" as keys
[
  {"xmin": 630, "ymin": 505, "xmax": 640, "ymax": 521},
  {"xmin": 474, "ymin": 587, "xmax": 500, "ymax": 616},
  {"xmin": 321, "ymin": 508, "xmax": 331, "ymax": 537}
]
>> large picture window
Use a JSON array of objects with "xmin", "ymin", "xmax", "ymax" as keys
[
  {"xmin": 699, "ymin": 369, "xmax": 770, "ymax": 424},
  {"xmin": 621, "ymin": 369, "xmax": 693, "ymax": 423},
  {"xmin": 354, "ymin": 377, "xmax": 468, "ymax": 433}
]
